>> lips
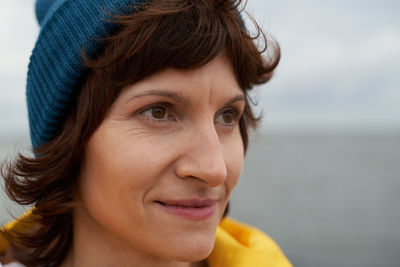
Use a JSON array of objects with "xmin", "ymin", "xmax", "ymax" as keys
[{"xmin": 155, "ymin": 198, "xmax": 217, "ymax": 220}]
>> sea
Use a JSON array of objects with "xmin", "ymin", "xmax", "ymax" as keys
[{"xmin": 1, "ymin": 131, "xmax": 399, "ymax": 267}]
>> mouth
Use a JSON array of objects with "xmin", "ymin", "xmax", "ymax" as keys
[{"xmin": 154, "ymin": 198, "xmax": 217, "ymax": 220}]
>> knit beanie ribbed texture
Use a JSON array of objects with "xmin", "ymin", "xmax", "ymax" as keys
[{"xmin": 28, "ymin": 0, "xmax": 142, "ymax": 148}]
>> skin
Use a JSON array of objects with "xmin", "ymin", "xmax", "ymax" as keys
[{"xmin": 62, "ymin": 54, "xmax": 245, "ymax": 267}]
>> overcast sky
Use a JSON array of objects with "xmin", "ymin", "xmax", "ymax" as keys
[{"xmin": 1, "ymin": 0, "xmax": 399, "ymax": 138}]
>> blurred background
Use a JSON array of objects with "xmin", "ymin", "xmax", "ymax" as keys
[{"xmin": 1, "ymin": 1, "xmax": 399, "ymax": 267}]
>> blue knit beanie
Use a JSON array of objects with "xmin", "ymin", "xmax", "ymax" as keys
[
  {"xmin": 28, "ymin": 0, "xmax": 245, "ymax": 149},
  {"xmin": 28, "ymin": 0, "xmax": 145, "ymax": 149}
]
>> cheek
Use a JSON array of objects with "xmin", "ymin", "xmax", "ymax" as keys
[
  {"xmin": 223, "ymin": 134, "xmax": 244, "ymax": 196},
  {"xmin": 76, "ymin": 127, "xmax": 178, "ymax": 236},
  {"xmin": 79, "ymin": 127, "xmax": 177, "ymax": 202}
]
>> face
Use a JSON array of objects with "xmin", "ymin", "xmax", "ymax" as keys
[{"xmin": 76, "ymin": 54, "xmax": 245, "ymax": 263}]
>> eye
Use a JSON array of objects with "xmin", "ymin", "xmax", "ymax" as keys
[
  {"xmin": 140, "ymin": 104, "xmax": 171, "ymax": 120},
  {"xmin": 215, "ymin": 109, "xmax": 240, "ymax": 125}
]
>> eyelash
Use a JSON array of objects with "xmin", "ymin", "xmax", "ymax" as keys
[
  {"xmin": 215, "ymin": 108, "xmax": 242, "ymax": 126},
  {"xmin": 138, "ymin": 103, "xmax": 174, "ymax": 122},
  {"xmin": 137, "ymin": 103, "xmax": 243, "ymax": 126}
]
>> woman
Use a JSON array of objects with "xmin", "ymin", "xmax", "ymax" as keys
[{"xmin": 0, "ymin": 0, "xmax": 291, "ymax": 266}]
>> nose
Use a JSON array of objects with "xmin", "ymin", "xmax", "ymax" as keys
[{"xmin": 174, "ymin": 123, "xmax": 228, "ymax": 187}]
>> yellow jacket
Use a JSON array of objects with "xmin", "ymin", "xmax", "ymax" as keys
[
  {"xmin": 208, "ymin": 218, "xmax": 292, "ymax": 267},
  {"xmin": 1, "ymin": 212, "xmax": 292, "ymax": 267}
]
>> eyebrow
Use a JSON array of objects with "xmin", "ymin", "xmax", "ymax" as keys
[
  {"xmin": 126, "ymin": 89, "xmax": 191, "ymax": 106},
  {"xmin": 126, "ymin": 88, "xmax": 245, "ymax": 107},
  {"xmin": 224, "ymin": 94, "xmax": 245, "ymax": 106}
]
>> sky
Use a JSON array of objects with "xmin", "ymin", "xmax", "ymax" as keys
[{"xmin": 0, "ymin": 0, "xmax": 399, "ymax": 137}]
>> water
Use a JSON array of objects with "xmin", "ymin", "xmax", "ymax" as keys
[
  {"xmin": 231, "ymin": 132, "xmax": 400, "ymax": 267},
  {"xmin": 1, "ymin": 132, "xmax": 399, "ymax": 267}
]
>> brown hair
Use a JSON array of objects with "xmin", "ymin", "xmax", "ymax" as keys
[{"xmin": 1, "ymin": 0, "xmax": 280, "ymax": 266}]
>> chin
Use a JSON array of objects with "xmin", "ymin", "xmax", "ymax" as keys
[
  {"xmin": 173, "ymin": 248, "xmax": 213, "ymax": 263},
  {"xmin": 164, "ymin": 234, "xmax": 216, "ymax": 263}
]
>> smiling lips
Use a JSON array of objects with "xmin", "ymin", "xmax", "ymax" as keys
[{"xmin": 155, "ymin": 198, "xmax": 217, "ymax": 220}]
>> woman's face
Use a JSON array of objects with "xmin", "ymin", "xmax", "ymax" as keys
[{"xmin": 76, "ymin": 54, "xmax": 245, "ymax": 264}]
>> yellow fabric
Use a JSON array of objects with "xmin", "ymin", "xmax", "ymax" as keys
[
  {"xmin": 208, "ymin": 218, "xmax": 293, "ymax": 267},
  {"xmin": 1, "ymin": 212, "xmax": 292, "ymax": 267},
  {"xmin": 0, "ymin": 209, "xmax": 34, "ymax": 253}
]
